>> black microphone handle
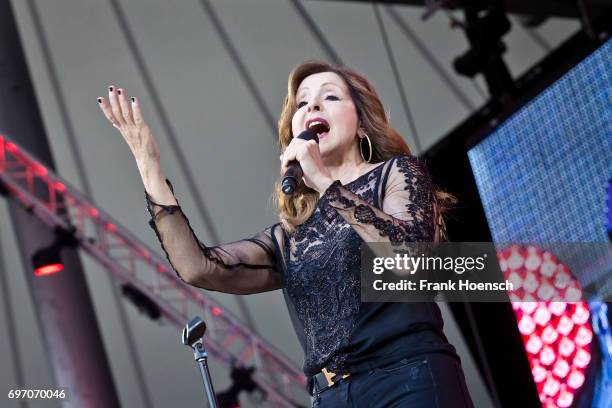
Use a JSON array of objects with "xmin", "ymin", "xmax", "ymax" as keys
[
  {"xmin": 281, "ymin": 163, "xmax": 302, "ymax": 195},
  {"xmin": 281, "ymin": 130, "xmax": 319, "ymax": 195}
]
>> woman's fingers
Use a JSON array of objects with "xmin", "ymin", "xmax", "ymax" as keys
[
  {"xmin": 97, "ymin": 97, "xmax": 121, "ymax": 129},
  {"xmin": 280, "ymin": 140, "xmax": 302, "ymax": 173},
  {"xmin": 107, "ymin": 85, "xmax": 126, "ymax": 127},
  {"xmin": 281, "ymin": 139, "xmax": 322, "ymax": 177},
  {"xmin": 280, "ymin": 149, "xmax": 292, "ymax": 174},
  {"xmin": 98, "ymin": 85, "xmax": 139, "ymax": 128},
  {"xmin": 117, "ymin": 88, "xmax": 134, "ymax": 126},
  {"xmin": 97, "ymin": 86, "xmax": 157, "ymax": 162},
  {"xmin": 131, "ymin": 96, "xmax": 143, "ymax": 124}
]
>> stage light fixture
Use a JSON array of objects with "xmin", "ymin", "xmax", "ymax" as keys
[
  {"xmin": 216, "ymin": 365, "xmax": 264, "ymax": 408},
  {"xmin": 31, "ymin": 226, "xmax": 79, "ymax": 277},
  {"xmin": 120, "ymin": 283, "xmax": 162, "ymax": 321},
  {"xmin": 451, "ymin": 0, "xmax": 516, "ymax": 101}
]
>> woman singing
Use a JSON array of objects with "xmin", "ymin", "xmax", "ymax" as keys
[{"xmin": 97, "ymin": 60, "xmax": 475, "ymax": 408}]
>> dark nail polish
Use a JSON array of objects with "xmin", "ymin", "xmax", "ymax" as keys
[
  {"xmin": 97, "ymin": 97, "xmax": 102, "ymax": 104},
  {"xmin": 131, "ymin": 97, "xmax": 135, "ymax": 103},
  {"xmin": 117, "ymin": 89, "xmax": 122, "ymax": 95}
]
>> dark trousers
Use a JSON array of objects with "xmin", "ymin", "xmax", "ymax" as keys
[{"xmin": 311, "ymin": 352, "xmax": 475, "ymax": 408}]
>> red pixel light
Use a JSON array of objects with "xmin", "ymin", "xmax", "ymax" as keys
[
  {"xmin": 34, "ymin": 263, "xmax": 64, "ymax": 276},
  {"xmin": 497, "ymin": 245, "xmax": 593, "ymax": 408}
]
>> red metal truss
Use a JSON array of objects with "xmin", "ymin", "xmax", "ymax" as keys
[{"xmin": 0, "ymin": 134, "xmax": 307, "ymax": 407}]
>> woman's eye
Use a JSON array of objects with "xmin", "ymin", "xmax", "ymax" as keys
[{"xmin": 296, "ymin": 95, "xmax": 337, "ymax": 108}]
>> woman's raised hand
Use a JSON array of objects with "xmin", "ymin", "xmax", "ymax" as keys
[{"xmin": 97, "ymin": 86, "xmax": 160, "ymax": 167}]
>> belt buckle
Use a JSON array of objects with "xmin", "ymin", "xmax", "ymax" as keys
[{"xmin": 321, "ymin": 367, "xmax": 350, "ymax": 387}]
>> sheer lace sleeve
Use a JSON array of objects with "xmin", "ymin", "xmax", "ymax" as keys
[
  {"xmin": 145, "ymin": 179, "xmax": 282, "ymax": 294},
  {"xmin": 318, "ymin": 154, "xmax": 436, "ymax": 244}
]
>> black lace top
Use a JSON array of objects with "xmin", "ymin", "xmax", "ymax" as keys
[{"xmin": 145, "ymin": 154, "xmax": 458, "ymax": 378}]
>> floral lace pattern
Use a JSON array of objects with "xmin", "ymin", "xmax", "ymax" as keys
[
  {"xmin": 323, "ymin": 155, "xmax": 435, "ymax": 244},
  {"xmin": 283, "ymin": 166, "xmax": 384, "ymax": 375},
  {"xmin": 283, "ymin": 154, "xmax": 436, "ymax": 375}
]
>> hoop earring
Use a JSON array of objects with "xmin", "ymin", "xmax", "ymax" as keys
[{"xmin": 359, "ymin": 134, "xmax": 372, "ymax": 163}]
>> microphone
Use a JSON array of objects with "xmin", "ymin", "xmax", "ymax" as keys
[{"xmin": 281, "ymin": 124, "xmax": 327, "ymax": 195}]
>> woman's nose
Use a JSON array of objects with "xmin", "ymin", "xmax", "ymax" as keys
[{"xmin": 307, "ymin": 99, "xmax": 321, "ymax": 112}]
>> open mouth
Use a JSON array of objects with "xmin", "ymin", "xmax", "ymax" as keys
[{"xmin": 306, "ymin": 121, "xmax": 330, "ymax": 139}]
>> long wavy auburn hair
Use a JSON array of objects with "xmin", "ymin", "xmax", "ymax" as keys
[{"xmin": 273, "ymin": 60, "xmax": 456, "ymax": 241}]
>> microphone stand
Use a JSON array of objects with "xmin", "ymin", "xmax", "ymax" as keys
[{"xmin": 182, "ymin": 316, "xmax": 219, "ymax": 408}]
